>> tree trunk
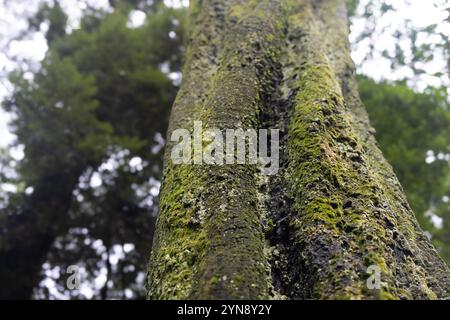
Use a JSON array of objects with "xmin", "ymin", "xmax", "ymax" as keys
[
  {"xmin": 0, "ymin": 166, "xmax": 83, "ymax": 300},
  {"xmin": 147, "ymin": 0, "xmax": 450, "ymax": 299},
  {"xmin": 0, "ymin": 169, "xmax": 81, "ymax": 299}
]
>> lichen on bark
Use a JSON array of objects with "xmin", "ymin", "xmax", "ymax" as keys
[{"xmin": 148, "ymin": 0, "xmax": 450, "ymax": 300}]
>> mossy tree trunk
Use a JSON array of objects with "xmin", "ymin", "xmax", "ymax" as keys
[{"xmin": 147, "ymin": 0, "xmax": 450, "ymax": 299}]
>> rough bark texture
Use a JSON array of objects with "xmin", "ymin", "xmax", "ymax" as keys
[{"xmin": 147, "ymin": 0, "xmax": 450, "ymax": 299}]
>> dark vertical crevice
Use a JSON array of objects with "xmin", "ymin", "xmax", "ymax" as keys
[{"xmin": 256, "ymin": 13, "xmax": 309, "ymax": 299}]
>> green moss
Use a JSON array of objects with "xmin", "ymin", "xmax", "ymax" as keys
[
  {"xmin": 300, "ymin": 197, "xmax": 342, "ymax": 228},
  {"xmin": 149, "ymin": 0, "xmax": 290, "ymax": 299},
  {"xmin": 283, "ymin": 56, "xmax": 399, "ymax": 298},
  {"xmin": 210, "ymin": 275, "xmax": 219, "ymax": 286},
  {"xmin": 229, "ymin": 4, "xmax": 245, "ymax": 21},
  {"xmin": 378, "ymin": 289, "xmax": 398, "ymax": 300},
  {"xmin": 148, "ymin": 163, "xmax": 209, "ymax": 299},
  {"xmin": 232, "ymin": 274, "xmax": 246, "ymax": 286},
  {"xmin": 188, "ymin": 0, "xmax": 203, "ymax": 18}
]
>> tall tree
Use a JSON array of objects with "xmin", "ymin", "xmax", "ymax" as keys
[
  {"xmin": 148, "ymin": 0, "xmax": 450, "ymax": 299},
  {"xmin": 360, "ymin": 76, "xmax": 450, "ymax": 266},
  {"xmin": 0, "ymin": 2, "xmax": 185, "ymax": 299}
]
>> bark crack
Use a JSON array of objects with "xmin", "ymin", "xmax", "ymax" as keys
[{"xmin": 257, "ymin": 12, "xmax": 308, "ymax": 299}]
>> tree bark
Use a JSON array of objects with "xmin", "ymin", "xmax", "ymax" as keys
[{"xmin": 147, "ymin": 0, "xmax": 450, "ymax": 299}]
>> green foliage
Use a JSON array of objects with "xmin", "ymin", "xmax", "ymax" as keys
[
  {"xmin": 346, "ymin": 0, "xmax": 360, "ymax": 19},
  {"xmin": 28, "ymin": 1, "xmax": 68, "ymax": 43},
  {"xmin": 1, "ymin": 2, "xmax": 186, "ymax": 299},
  {"xmin": 5, "ymin": 56, "xmax": 112, "ymax": 182},
  {"xmin": 359, "ymin": 75, "xmax": 450, "ymax": 264}
]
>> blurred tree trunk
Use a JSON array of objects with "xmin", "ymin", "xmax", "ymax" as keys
[
  {"xmin": 0, "ymin": 170, "xmax": 81, "ymax": 299},
  {"xmin": 148, "ymin": 0, "xmax": 450, "ymax": 299}
]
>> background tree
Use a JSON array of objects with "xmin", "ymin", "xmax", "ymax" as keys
[
  {"xmin": 360, "ymin": 76, "xmax": 450, "ymax": 265},
  {"xmin": 0, "ymin": 0, "xmax": 185, "ymax": 299}
]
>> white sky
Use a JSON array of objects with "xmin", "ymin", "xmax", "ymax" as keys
[{"xmin": 350, "ymin": 0, "xmax": 450, "ymax": 88}]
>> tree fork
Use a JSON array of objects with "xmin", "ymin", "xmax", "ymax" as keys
[{"xmin": 147, "ymin": 0, "xmax": 450, "ymax": 299}]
